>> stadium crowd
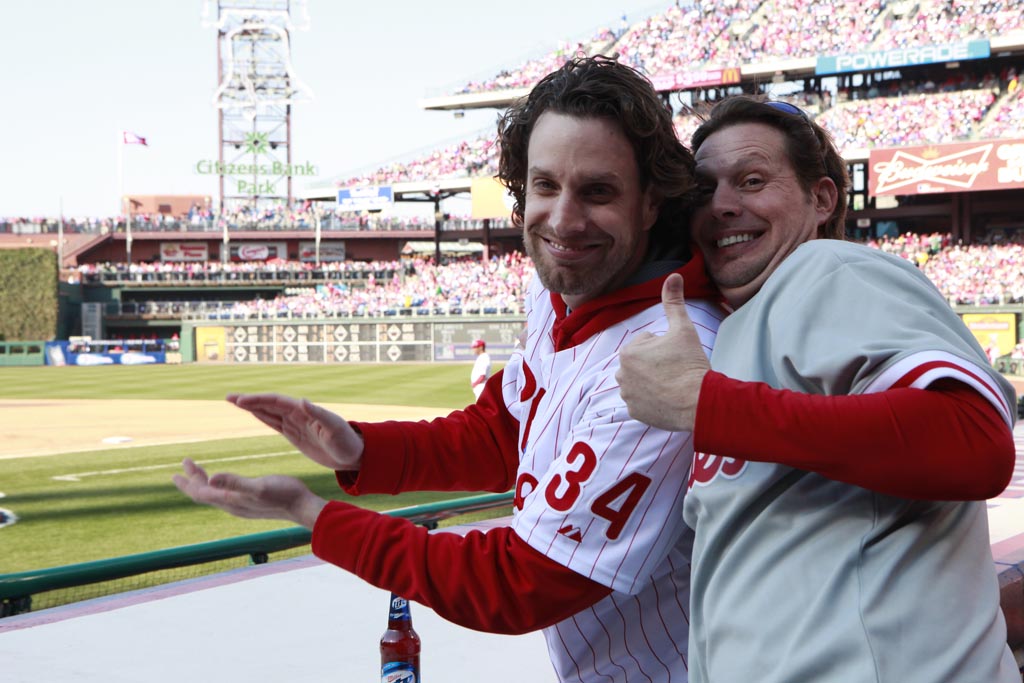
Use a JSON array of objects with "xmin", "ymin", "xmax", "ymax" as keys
[
  {"xmin": 980, "ymin": 73, "xmax": 1024, "ymax": 139},
  {"xmin": 455, "ymin": 0, "xmax": 1024, "ymax": 95},
  {"xmin": 872, "ymin": 0, "xmax": 1024, "ymax": 51},
  {"xmin": 4, "ymin": 2, "xmax": 1022, "ymax": 235},
  {"xmin": 73, "ymin": 258, "xmax": 405, "ymax": 285},
  {"xmin": 616, "ymin": 0, "xmax": 880, "ymax": 75},
  {"xmin": 870, "ymin": 232, "xmax": 1024, "ymax": 305},
  {"xmin": 817, "ymin": 87, "xmax": 998, "ymax": 153},
  {"xmin": 1, "ymin": 210, "xmax": 515, "ymax": 237},
  {"xmin": 6, "ymin": 78, "xmax": 1022, "ymax": 231},
  {"xmin": 76, "ymin": 234, "xmax": 1024, "ymax": 320},
  {"xmin": 452, "ymin": 28, "xmax": 619, "ymax": 94},
  {"xmin": 199, "ymin": 251, "xmax": 534, "ymax": 318},
  {"xmin": 222, "ymin": 74, "xmax": 1024, "ymax": 192},
  {"xmin": 335, "ymin": 134, "xmax": 499, "ymax": 188}
]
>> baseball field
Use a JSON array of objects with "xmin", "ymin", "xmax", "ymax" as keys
[{"xmin": 0, "ymin": 363, "xmax": 499, "ymax": 576}]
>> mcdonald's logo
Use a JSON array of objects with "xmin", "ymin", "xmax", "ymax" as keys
[{"xmin": 721, "ymin": 67, "xmax": 741, "ymax": 84}]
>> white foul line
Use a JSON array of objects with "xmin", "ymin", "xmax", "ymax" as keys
[{"xmin": 52, "ymin": 451, "xmax": 298, "ymax": 482}]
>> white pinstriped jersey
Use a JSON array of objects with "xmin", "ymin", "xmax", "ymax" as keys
[
  {"xmin": 504, "ymin": 275, "xmax": 723, "ymax": 683},
  {"xmin": 684, "ymin": 240, "xmax": 1018, "ymax": 683}
]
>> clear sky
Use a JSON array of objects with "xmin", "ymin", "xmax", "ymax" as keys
[{"xmin": 0, "ymin": 0, "xmax": 664, "ymax": 219}]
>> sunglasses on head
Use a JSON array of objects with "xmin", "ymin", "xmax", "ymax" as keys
[
  {"xmin": 764, "ymin": 100, "xmax": 811, "ymax": 120},
  {"xmin": 763, "ymin": 100, "xmax": 828, "ymax": 169}
]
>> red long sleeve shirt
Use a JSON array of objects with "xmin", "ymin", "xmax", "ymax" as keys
[{"xmin": 310, "ymin": 367, "xmax": 1013, "ymax": 633}]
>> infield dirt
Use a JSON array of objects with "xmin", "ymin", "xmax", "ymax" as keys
[
  {"xmin": 6, "ymin": 376, "xmax": 1023, "ymax": 459},
  {"xmin": 0, "ymin": 399, "xmax": 449, "ymax": 459}
]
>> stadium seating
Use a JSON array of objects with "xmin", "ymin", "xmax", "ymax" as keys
[
  {"xmin": 447, "ymin": 0, "xmax": 1024, "ymax": 97},
  {"xmin": 871, "ymin": 0, "xmax": 1024, "ymax": 51},
  {"xmin": 90, "ymin": 253, "xmax": 534, "ymax": 319},
  {"xmin": 0, "ymin": 212, "xmax": 516, "ymax": 236},
  {"xmin": 453, "ymin": 27, "xmax": 618, "ymax": 94},
  {"xmin": 336, "ymin": 135, "xmax": 499, "ymax": 188},
  {"xmin": 816, "ymin": 87, "xmax": 998, "ymax": 154},
  {"xmin": 74, "ymin": 259, "xmax": 404, "ymax": 286},
  {"xmin": 6, "ymin": 1, "xmax": 1024, "ymax": 313},
  {"xmin": 77, "ymin": 234, "xmax": 1024, "ymax": 320},
  {"xmin": 871, "ymin": 232, "xmax": 1024, "ymax": 305},
  {"xmin": 979, "ymin": 78, "xmax": 1024, "ymax": 139}
]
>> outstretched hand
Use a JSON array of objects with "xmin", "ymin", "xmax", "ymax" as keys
[
  {"xmin": 172, "ymin": 458, "xmax": 326, "ymax": 529},
  {"xmin": 615, "ymin": 273, "xmax": 711, "ymax": 432},
  {"xmin": 226, "ymin": 393, "xmax": 364, "ymax": 472}
]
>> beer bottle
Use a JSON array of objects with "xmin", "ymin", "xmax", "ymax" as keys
[{"xmin": 380, "ymin": 593, "xmax": 421, "ymax": 682}]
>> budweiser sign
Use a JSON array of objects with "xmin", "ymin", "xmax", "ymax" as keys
[{"xmin": 869, "ymin": 138, "xmax": 1024, "ymax": 196}]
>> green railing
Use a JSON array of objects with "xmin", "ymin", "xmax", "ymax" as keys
[{"xmin": 0, "ymin": 491, "xmax": 514, "ymax": 618}]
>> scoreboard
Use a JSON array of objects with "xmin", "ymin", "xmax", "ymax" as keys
[{"xmin": 192, "ymin": 318, "xmax": 525, "ymax": 364}]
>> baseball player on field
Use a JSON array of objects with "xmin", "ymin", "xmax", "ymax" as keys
[
  {"xmin": 175, "ymin": 56, "xmax": 721, "ymax": 682},
  {"xmin": 469, "ymin": 338, "xmax": 491, "ymax": 399},
  {"xmin": 617, "ymin": 96, "xmax": 1019, "ymax": 683}
]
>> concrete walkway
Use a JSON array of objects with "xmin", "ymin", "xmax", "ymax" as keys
[{"xmin": 0, "ymin": 554, "xmax": 556, "ymax": 682}]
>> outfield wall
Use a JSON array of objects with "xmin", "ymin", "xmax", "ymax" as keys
[
  {"xmin": 5, "ymin": 306, "xmax": 1021, "ymax": 368},
  {"xmin": 0, "ymin": 342, "xmax": 45, "ymax": 366},
  {"xmin": 179, "ymin": 316, "xmax": 526, "ymax": 364}
]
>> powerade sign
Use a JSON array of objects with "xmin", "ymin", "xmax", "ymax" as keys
[
  {"xmin": 816, "ymin": 39, "xmax": 989, "ymax": 75},
  {"xmin": 337, "ymin": 186, "xmax": 393, "ymax": 212}
]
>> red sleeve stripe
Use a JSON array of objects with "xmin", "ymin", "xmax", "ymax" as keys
[{"xmin": 862, "ymin": 351, "xmax": 1013, "ymax": 425}]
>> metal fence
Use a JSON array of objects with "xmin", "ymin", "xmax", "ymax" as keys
[{"xmin": 0, "ymin": 491, "xmax": 513, "ymax": 618}]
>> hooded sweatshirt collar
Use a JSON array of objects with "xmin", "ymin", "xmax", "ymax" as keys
[{"xmin": 548, "ymin": 248, "xmax": 718, "ymax": 351}]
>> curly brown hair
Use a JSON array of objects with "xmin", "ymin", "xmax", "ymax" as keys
[{"xmin": 496, "ymin": 55, "xmax": 696, "ymax": 250}]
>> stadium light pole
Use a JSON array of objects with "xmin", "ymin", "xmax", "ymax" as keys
[
  {"xmin": 314, "ymin": 206, "xmax": 322, "ymax": 265},
  {"xmin": 432, "ymin": 186, "xmax": 442, "ymax": 266},
  {"xmin": 117, "ymin": 133, "xmax": 135, "ymax": 264},
  {"xmin": 57, "ymin": 197, "xmax": 64, "ymax": 271}
]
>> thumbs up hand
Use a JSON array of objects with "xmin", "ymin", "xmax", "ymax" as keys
[{"xmin": 616, "ymin": 273, "xmax": 711, "ymax": 432}]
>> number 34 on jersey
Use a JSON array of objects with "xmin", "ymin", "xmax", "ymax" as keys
[{"xmin": 514, "ymin": 439, "xmax": 653, "ymax": 542}]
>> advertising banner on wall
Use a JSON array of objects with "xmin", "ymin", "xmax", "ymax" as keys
[
  {"xmin": 649, "ymin": 67, "xmax": 741, "ymax": 92},
  {"xmin": 229, "ymin": 242, "xmax": 288, "ymax": 261},
  {"xmin": 45, "ymin": 339, "xmax": 168, "ymax": 366},
  {"xmin": 470, "ymin": 177, "xmax": 514, "ymax": 219},
  {"xmin": 195, "ymin": 327, "xmax": 227, "ymax": 362},
  {"xmin": 160, "ymin": 242, "xmax": 209, "ymax": 262},
  {"xmin": 961, "ymin": 313, "xmax": 1017, "ymax": 358},
  {"xmin": 337, "ymin": 186, "xmax": 393, "ymax": 212},
  {"xmin": 869, "ymin": 138, "xmax": 1024, "ymax": 196},
  {"xmin": 816, "ymin": 39, "xmax": 990, "ymax": 75},
  {"xmin": 299, "ymin": 241, "xmax": 346, "ymax": 262}
]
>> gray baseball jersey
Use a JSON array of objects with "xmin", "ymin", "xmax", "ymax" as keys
[{"xmin": 683, "ymin": 240, "xmax": 1018, "ymax": 683}]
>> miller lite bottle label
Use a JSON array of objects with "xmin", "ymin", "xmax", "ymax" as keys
[{"xmin": 380, "ymin": 593, "xmax": 421, "ymax": 682}]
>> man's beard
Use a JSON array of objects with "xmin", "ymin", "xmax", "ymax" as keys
[{"xmin": 523, "ymin": 226, "xmax": 641, "ymax": 300}]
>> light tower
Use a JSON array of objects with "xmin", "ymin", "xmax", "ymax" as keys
[{"xmin": 203, "ymin": 0, "xmax": 312, "ymax": 219}]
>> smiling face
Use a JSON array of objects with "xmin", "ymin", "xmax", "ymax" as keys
[
  {"xmin": 692, "ymin": 122, "xmax": 837, "ymax": 309},
  {"xmin": 522, "ymin": 112, "xmax": 658, "ymax": 309}
]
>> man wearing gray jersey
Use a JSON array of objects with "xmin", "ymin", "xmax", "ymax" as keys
[{"xmin": 616, "ymin": 95, "xmax": 1018, "ymax": 682}]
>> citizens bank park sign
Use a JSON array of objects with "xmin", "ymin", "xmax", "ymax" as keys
[
  {"xmin": 195, "ymin": 159, "xmax": 319, "ymax": 195},
  {"xmin": 868, "ymin": 138, "xmax": 1024, "ymax": 196},
  {"xmin": 195, "ymin": 132, "xmax": 319, "ymax": 194}
]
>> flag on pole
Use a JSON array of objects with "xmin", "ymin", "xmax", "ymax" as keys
[{"xmin": 122, "ymin": 131, "xmax": 148, "ymax": 146}]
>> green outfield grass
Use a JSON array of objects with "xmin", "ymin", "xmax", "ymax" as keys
[{"xmin": 0, "ymin": 363, "xmax": 508, "ymax": 576}]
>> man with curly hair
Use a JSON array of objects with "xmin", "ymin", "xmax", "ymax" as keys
[{"xmin": 176, "ymin": 56, "xmax": 721, "ymax": 682}]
